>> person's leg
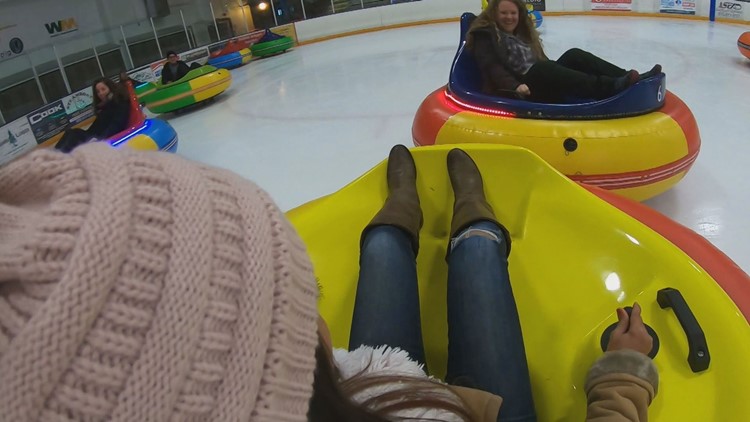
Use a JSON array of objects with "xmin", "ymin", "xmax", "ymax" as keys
[
  {"xmin": 557, "ymin": 48, "xmax": 663, "ymax": 81},
  {"xmin": 443, "ymin": 149, "xmax": 535, "ymax": 422},
  {"xmin": 55, "ymin": 129, "xmax": 88, "ymax": 153},
  {"xmin": 349, "ymin": 225, "xmax": 427, "ymax": 367},
  {"xmin": 445, "ymin": 221, "xmax": 535, "ymax": 422},
  {"xmin": 349, "ymin": 144, "xmax": 426, "ymax": 366},
  {"xmin": 523, "ymin": 60, "xmax": 635, "ymax": 101},
  {"xmin": 556, "ymin": 48, "xmax": 628, "ymax": 77}
]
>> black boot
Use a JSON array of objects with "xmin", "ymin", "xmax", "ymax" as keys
[
  {"xmin": 613, "ymin": 69, "xmax": 639, "ymax": 93},
  {"xmin": 639, "ymin": 64, "xmax": 663, "ymax": 81},
  {"xmin": 447, "ymin": 149, "xmax": 511, "ymax": 256},
  {"xmin": 361, "ymin": 145, "xmax": 423, "ymax": 254}
]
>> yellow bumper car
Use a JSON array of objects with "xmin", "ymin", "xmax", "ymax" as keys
[{"xmin": 287, "ymin": 145, "xmax": 750, "ymax": 421}]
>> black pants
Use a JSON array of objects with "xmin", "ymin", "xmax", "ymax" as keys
[
  {"xmin": 523, "ymin": 48, "xmax": 628, "ymax": 103},
  {"xmin": 55, "ymin": 128, "xmax": 91, "ymax": 153}
]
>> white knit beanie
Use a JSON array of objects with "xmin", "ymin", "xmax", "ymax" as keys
[{"xmin": 0, "ymin": 144, "xmax": 319, "ymax": 421}]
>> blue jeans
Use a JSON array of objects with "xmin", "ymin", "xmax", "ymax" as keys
[{"xmin": 349, "ymin": 222, "xmax": 536, "ymax": 422}]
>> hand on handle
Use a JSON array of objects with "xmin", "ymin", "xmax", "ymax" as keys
[{"xmin": 606, "ymin": 303, "xmax": 653, "ymax": 356}]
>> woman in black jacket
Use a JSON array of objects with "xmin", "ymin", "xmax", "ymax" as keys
[
  {"xmin": 55, "ymin": 78, "xmax": 131, "ymax": 153},
  {"xmin": 468, "ymin": 0, "xmax": 661, "ymax": 103}
]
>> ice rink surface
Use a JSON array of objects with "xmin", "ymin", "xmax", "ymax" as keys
[{"xmin": 162, "ymin": 16, "xmax": 750, "ymax": 272}]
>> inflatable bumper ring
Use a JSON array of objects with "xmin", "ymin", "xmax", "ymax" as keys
[
  {"xmin": 413, "ymin": 13, "xmax": 700, "ymax": 201},
  {"xmin": 136, "ymin": 65, "xmax": 232, "ymax": 114}
]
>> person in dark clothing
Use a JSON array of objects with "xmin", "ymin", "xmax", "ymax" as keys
[
  {"xmin": 468, "ymin": 0, "xmax": 662, "ymax": 103},
  {"xmin": 161, "ymin": 51, "xmax": 191, "ymax": 84},
  {"xmin": 55, "ymin": 78, "xmax": 131, "ymax": 153}
]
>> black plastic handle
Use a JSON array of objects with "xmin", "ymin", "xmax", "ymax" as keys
[{"xmin": 657, "ymin": 287, "xmax": 710, "ymax": 373}]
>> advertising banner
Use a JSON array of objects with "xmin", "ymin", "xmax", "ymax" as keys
[
  {"xmin": 591, "ymin": 0, "xmax": 632, "ymax": 11},
  {"xmin": 660, "ymin": 0, "xmax": 696, "ymax": 14},
  {"xmin": 0, "ymin": 24, "xmax": 25, "ymax": 63},
  {"xmin": 237, "ymin": 30, "xmax": 266, "ymax": 45},
  {"xmin": 149, "ymin": 60, "xmax": 166, "ymax": 82},
  {"xmin": 525, "ymin": 0, "xmax": 546, "ymax": 11},
  {"xmin": 271, "ymin": 24, "xmax": 299, "ymax": 43},
  {"xmin": 715, "ymin": 0, "xmax": 744, "ymax": 19},
  {"xmin": 0, "ymin": 118, "xmax": 38, "ymax": 166},
  {"xmin": 44, "ymin": 17, "xmax": 79, "ymax": 38},
  {"xmin": 28, "ymin": 100, "xmax": 69, "ymax": 144},
  {"xmin": 208, "ymin": 30, "xmax": 265, "ymax": 56},
  {"xmin": 62, "ymin": 87, "xmax": 95, "ymax": 126},
  {"xmin": 128, "ymin": 66, "xmax": 158, "ymax": 84}
]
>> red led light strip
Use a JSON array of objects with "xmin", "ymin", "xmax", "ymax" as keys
[{"xmin": 444, "ymin": 90, "xmax": 516, "ymax": 118}]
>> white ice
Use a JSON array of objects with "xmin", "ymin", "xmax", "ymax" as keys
[{"xmin": 162, "ymin": 16, "xmax": 750, "ymax": 273}]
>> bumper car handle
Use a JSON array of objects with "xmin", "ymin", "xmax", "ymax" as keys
[{"xmin": 657, "ymin": 287, "xmax": 711, "ymax": 373}]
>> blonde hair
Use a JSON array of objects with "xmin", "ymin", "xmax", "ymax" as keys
[{"xmin": 468, "ymin": 0, "xmax": 546, "ymax": 60}]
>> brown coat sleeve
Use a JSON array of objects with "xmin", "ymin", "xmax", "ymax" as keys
[
  {"xmin": 585, "ymin": 350, "xmax": 659, "ymax": 422},
  {"xmin": 470, "ymin": 31, "xmax": 522, "ymax": 94},
  {"xmin": 449, "ymin": 385, "xmax": 503, "ymax": 422}
]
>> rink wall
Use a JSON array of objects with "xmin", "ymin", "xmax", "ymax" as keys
[
  {"xmin": 538, "ymin": 0, "xmax": 712, "ymax": 16},
  {"xmin": 294, "ymin": 0, "xmax": 481, "ymax": 43},
  {"xmin": 294, "ymin": 0, "xmax": 749, "ymax": 45}
]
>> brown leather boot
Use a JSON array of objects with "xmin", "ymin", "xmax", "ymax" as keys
[
  {"xmin": 447, "ymin": 148, "xmax": 511, "ymax": 255},
  {"xmin": 361, "ymin": 145, "xmax": 423, "ymax": 254}
]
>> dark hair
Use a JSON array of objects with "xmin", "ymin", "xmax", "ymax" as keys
[
  {"xmin": 166, "ymin": 50, "xmax": 177, "ymax": 58},
  {"xmin": 468, "ymin": 0, "xmax": 545, "ymax": 60},
  {"xmin": 308, "ymin": 339, "xmax": 474, "ymax": 422},
  {"xmin": 91, "ymin": 77, "xmax": 129, "ymax": 110},
  {"xmin": 308, "ymin": 344, "xmax": 388, "ymax": 421}
]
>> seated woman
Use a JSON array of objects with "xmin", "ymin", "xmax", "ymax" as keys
[
  {"xmin": 468, "ymin": 0, "xmax": 661, "ymax": 103},
  {"xmin": 55, "ymin": 78, "xmax": 130, "ymax": 153},
  {"xmin": 311, "ymin": 145, "xmax": 659, "ymax": 421}
]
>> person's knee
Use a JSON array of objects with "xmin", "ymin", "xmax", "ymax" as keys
[
  {"xmin": 560, "ymin": 48, "xmax": 584, "ymax": 61},
  {"xmin": 450, "ymin": 231, "xmax": 508, "ymax": 260},
  {"xmin": 527, "ymin": 60, "xmax": 557, "ymax": 77},
  {"xmin": 54, "ymin": 137, "xmax": 69, "ymax": 152},
  {"xmin": 362, "ymin": 226, "xmax": 411, "ymax": 255}
]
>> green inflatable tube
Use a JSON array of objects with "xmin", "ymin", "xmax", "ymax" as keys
[
  {"xmin": 251, "ymin": 37, "xmax": 294, "ymax": 58},
  {"xmin": 135, "ymin": 66, "xmax": 232, "ymax": 114}
]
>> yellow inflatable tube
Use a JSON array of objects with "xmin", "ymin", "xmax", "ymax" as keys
[
  {"xmin": 413, "ymin": 89, "xmax": 700, "ymax": 201},
  {"xmin": 287, "ymin": 145, "xmax": 750, "ymax": 421}
]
